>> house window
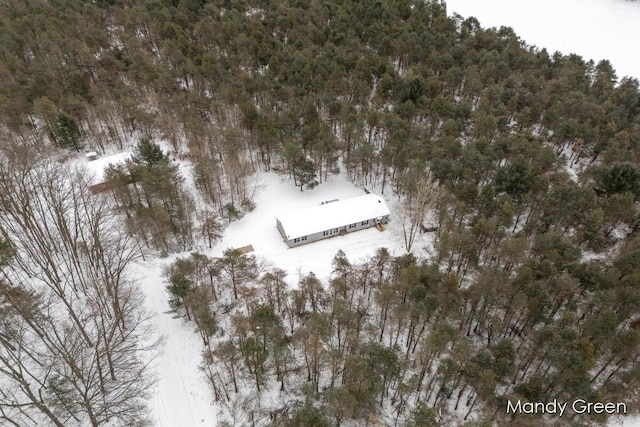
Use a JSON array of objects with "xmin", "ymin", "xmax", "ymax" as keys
[
  {"xmin": 349, "ymin": 223, "xmax": 356, "ymax": 229},
  {"xmin": 294, "ymin": 237, "xmax": 300, "ymax": 243},
  {"xmin": 361, "ymin": 220, "xmax": 368, "ymax": 226},
  {"xmin": 301, "ymin": 235, "xmax": 307, "ymax": 241}
]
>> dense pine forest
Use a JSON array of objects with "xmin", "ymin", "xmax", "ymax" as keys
[{"xmin": 1, "ymin": 0, "xmax": 640, "ymax": 426}]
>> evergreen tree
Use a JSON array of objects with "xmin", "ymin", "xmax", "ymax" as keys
[
  {"xmin": 51, "ymin": 113, "xmax": 83, "ymax": 151},
  {"xmin": 132, "ymin": 137, "xmax": 168, "ymax": 167}
]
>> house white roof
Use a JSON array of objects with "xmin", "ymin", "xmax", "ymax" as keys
[
  {"xmin": 84, "ymin": 151, "xmax": 131, "ymax": 184},
  {"xmin": 275, "ymin": 193, "xmax": 390, "ymax": 239}
]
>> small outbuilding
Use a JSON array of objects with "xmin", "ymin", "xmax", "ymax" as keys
[{"xmin": 275, "ymin": 193, "xmax": 390, "ymax": 247}]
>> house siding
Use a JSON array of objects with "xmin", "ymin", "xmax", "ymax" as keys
[
  {"xmin": 276, "ymin": 219, "xmax": 287, "ymax": 240},
  {"xmin": 283, "ymin": 215, "xmax": 389, "ymax": 248}
]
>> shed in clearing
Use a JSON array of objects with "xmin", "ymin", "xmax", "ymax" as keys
[{"xmin": 275, "ymin": 193, "xmax": 390, "ymax": 248}]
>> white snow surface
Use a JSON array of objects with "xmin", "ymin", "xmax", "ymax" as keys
[
  {"xmin": 275, "ymin": 192, "xmax": 390, "ymax": 240},
  {"xmin": 82, "ymin": 151, "xmax": 131, "ymax": 183},
  {"xmin": 446, "ymin": 0, "xmax": 640, "ymax": 81},
  {"xmin": 139, "ymin": 171, "xmax": 432, "ymax": 427},
  {"xmin": 213, "ymin": 171, "xmax": 425, "ymax": 283},
  {"xmin": 133, "ymin": 258, "xmax": 219, "ymax": 427}
]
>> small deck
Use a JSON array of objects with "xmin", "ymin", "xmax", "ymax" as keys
[{"xmin": 234, "ymin": 244, "xmax": 255, "ymax": 254}]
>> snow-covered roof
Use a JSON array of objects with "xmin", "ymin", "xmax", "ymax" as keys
[
  {"xmin": 84, "ymin": 152, "xmax": 131, "ymax": 184},
  {"xmin": 275, "ymin": 193, "xmax": 390, "ymax": 239}
]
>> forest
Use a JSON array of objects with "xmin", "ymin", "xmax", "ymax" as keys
[{"xmin": 1, "ymin": 0, "xmax": 640, "ymax": 425}]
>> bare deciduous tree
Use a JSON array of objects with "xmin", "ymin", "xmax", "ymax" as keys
[
  {"xmin": 399, "ymin": 174, "xmax": 437, "ymax": 252},
  {"xmin": 0, "ymin": 145, "xmax": 158, "ymax": 427}
]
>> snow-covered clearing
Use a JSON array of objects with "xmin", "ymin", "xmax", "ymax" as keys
[
  {"xmin": 80, "ymin": 151, "xmax": 132, "ymax": 183},
  {"xmin": 136, "ymin": 169, "xmax": 434, "ymax": 427},
  {"xmin": 212, "ymin": 171, "xmax": 431, "ymax": 282}
]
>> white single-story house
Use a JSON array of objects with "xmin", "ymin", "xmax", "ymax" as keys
[{"xmin": 275, "ymin": 193, "xmax": 391, "ymax": 247}]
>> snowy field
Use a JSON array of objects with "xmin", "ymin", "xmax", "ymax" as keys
[{"xmin": 445, "ymin": 0, "xmax": 640, "ymax": 81}]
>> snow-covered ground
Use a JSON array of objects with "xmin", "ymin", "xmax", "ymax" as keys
[
  {"xmin": 81, "ymin": 151, "xmax": 131, "ymax": 183},
  {"xmin": 446, "ymin": 0, "xmax": 640, "ymax": 81},
  {"xmin": 211, "ymin": 172, "xmax": 430, "ymax": 283},
  {"xmin": 138, "ymin": 170, "xmax": 434, "ymax": 427},
  {"xmin": 133, "ymin": 258, "xmax": 219, "ymax": 427}
]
